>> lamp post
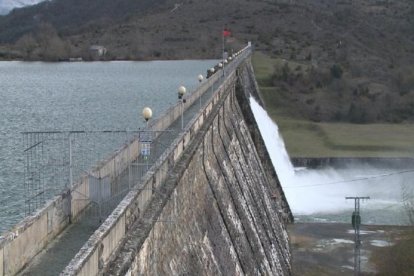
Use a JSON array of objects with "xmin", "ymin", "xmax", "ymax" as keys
[
  {"xmin": 218, "ymin": 62, "xmax": 223, "ymax": 78},
  {"xmin": 142, "ymin": 106, "xmax": 153, "ymax": 172},
  {"xmin": 178, "ymin": 85, "xmax": 186, "ymax": 130},
  {"xmin": 142, "ymin": 107, "xmax": 153, "ymax": 128},
  {"xmin": 209, "ymin": 68, "xmax": 215, "ymax": 96},
  {"xmin": 198, "ymin": 74, "xmax": 204, "ymax": 82},
  {"xmin": 198, "ymin": 74, "xmax": 204, "ymax": 109},
  {"xmin": 224, "ymin": 59, "xmax": 228, "ymax": 77}
]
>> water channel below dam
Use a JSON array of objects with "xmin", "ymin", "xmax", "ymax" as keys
[{"xmin": 250, "ymin": 97, "xmax": 414, "ymax": 226}]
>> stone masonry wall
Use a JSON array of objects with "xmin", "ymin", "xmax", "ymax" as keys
[{"xmin": 106, "ymin": 61, "xmax": 292, "ymax": 275}]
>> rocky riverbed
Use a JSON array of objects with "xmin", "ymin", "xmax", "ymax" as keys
[{"xmin": 288, "ymin": 223, "xmax": 413, "ymax": 275}]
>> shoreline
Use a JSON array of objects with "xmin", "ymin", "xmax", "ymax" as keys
[{"xmin": 0, "ymin": 58, "xmax": 218, "ymax": 62}]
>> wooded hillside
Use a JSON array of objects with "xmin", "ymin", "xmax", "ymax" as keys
[{"xmin": 1, "ymin": 0, "xmax": 413, "ymax": 123}]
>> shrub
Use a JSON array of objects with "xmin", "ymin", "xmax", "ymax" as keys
[
  {"xmin": 372, "ymin": 230, "xmax": 414, "ymax": 275},
  {"xmin": 347, "ymin": 103, "xmax": 367, "ymax": 123}
]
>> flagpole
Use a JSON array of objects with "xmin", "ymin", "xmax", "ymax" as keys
[
  {"xmin": 222, "ymin": 26, "xmax": 224, "ymax": 77},
  {"xmin": 222, "ymin": 26, "xmax": 225, "ymax": 77}
]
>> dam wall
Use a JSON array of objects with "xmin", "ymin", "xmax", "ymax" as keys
[
  {"xmin": 103, "ymin": 59, "xmax": 292, "ymax": 275},
  {"xmin": 61, "ymin": 64, "xmax": 242, "ymax": 276},
  {"xmin": 0, "ymin": 55, "xmax": 222, "ymax": 276},
  {"xmin": 1, "ymin": 43, "xmax": 293, "ymax": 275}
]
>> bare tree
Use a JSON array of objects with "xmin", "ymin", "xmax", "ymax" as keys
[
  {"xmin": 34, "ymin": 22, "xmax": 69, "ymax": 60},
  {"xmin": 401, "ymin": 180, "xmax": 414, "ymax": 225},
  {"xmin": 15, "ymin": 33, "xmax": 37, "ymax": 59}
]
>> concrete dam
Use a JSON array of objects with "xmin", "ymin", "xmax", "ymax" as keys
[{"xmin": 0, "ymin": 45, "xmax": 293, "ymax": 275}]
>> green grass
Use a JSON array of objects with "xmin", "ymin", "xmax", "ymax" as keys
[
  {"xmin": 252, "ymin": 52, "xmax": 414, "ymax": 158},
  {"xmin": 277, "ymin": 117, "xmax": 414, "ymax": 157},
  {"xmin": 251, "ymin": 51, "xmax": 278, "ymax": 86}
]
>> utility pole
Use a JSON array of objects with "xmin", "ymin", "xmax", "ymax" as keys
[{"xmin": 345, "ymin": 196, "xmax": 370, "ymax": 276}]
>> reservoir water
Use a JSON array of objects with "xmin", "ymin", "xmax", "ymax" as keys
[{"xmin": 0, "ymin": 60, "xmax": 217, "ymax": 233}]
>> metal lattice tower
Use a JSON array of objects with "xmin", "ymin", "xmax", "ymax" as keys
[{"xmin": 345, "ymin": 196, "xmax": 370, "ymax": 276}]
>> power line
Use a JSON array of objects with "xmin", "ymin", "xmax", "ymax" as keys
[{"xmin": 283, "ymin": 168, "xmax": 414, "ymax": 188}]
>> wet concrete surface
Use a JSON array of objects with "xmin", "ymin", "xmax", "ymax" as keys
[
  {"xmin": 288, "ymin": 222, "xmax": 411, "ymax": 275},
  {"xmin": 19, "ymin": 217, "xmax": 100, "ymax": 276}
]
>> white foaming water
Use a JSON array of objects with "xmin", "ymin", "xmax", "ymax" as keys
[
  {"xmin": 248, "ymin": 99, "xmax": 295, "ymax": 185},
  {"xmin": 249, "ymin": 96, "xmax": 412, "ymax": 225}
]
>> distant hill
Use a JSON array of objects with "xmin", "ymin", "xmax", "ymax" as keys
[
  {"xmin": 0, "ymin": 0, "xmax": 166, "ymax": 42},
  {"xmin": 0, "ymin": 0, "xmax": 413, "ymax": 123}
]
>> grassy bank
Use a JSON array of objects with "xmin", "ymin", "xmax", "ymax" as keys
[
  {"xmin": 252, "ymin": 52, "xmax": 414, "ymax": 158},
  {"xmin": 371, "ymin": 229, "xmax": 414, "ymax": 275}
]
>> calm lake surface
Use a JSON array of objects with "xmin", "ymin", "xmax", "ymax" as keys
[{"xmin": 0, "ymin": 60, "xmax": 217, "ymax": 233}]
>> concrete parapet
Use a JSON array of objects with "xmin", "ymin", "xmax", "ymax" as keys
[
  {"xmin": 71, "ymin": 175, "xmax": 90, "ymax": 220},
  {"xmin": 0, "ymin": 191, "xmax": 70, "ymax": 275},
  {"xmin": 0, "ymin": 121, "xmax": 144, "ymax": 275},
  {"xmin": 91, "ymin": 138, "xmax": 140, "ymax": 181},
  {"xmin": 3, "ymin": 210, "xmax": 47, "ymax": 275},
  {"xmin": 0, "ymin": 247, "xmax": 3, "ymax": 276}
]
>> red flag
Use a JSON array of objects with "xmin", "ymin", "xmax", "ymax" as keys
[{"xmin": 223, "ymin": 29, "xmax": 231, "ymax": 37}]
